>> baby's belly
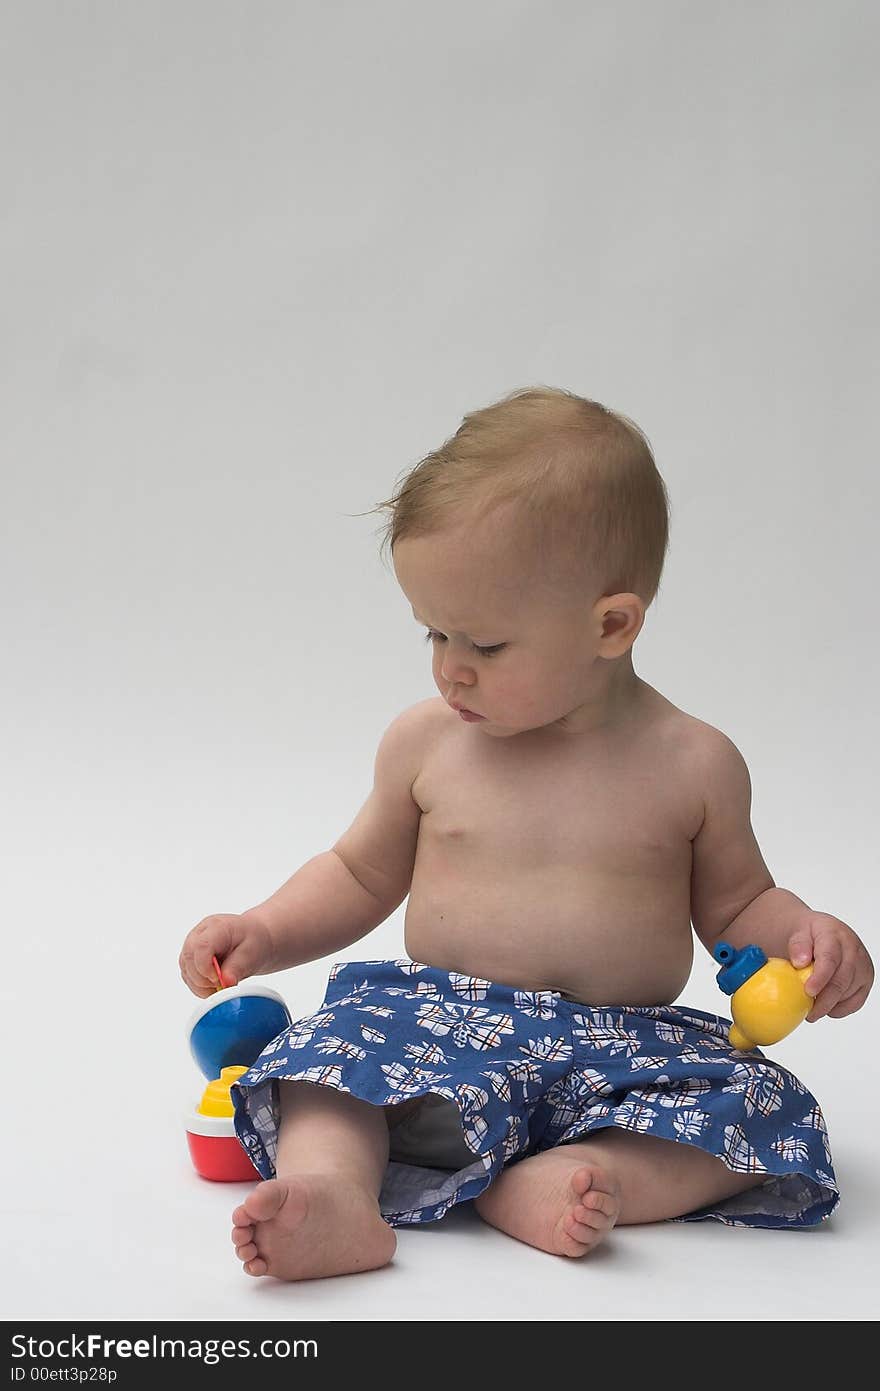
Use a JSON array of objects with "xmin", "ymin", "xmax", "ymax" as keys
[{"xmin": 404, "ymin": 857, "xmax": 694, "ymax": 1007}]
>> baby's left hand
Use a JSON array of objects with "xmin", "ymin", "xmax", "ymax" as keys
[{"xmin": 788, "ymin": 913, "xmax": 874, "ymax": 1021}]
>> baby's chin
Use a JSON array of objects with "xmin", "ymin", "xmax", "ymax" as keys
[
  {"xmin": 480, "ymin": 713, "xmax": 586, "ymax": 740},
  {"xmin": 475, "ymin": 718, "xmax": 529, "ymax": 739},
  {"xmin": 452, "ymin": 708, "xmax": 551, "ymax": 739}
]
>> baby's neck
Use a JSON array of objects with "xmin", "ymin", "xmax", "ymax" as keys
[{"xmin": 542, "ymin": 658, "xmax": 647, "ymax": 739}]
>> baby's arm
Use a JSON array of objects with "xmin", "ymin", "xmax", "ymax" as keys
[
  {"xmin": 688, "ymin": 727, "xmax": 874, "ymax": 1022},
  {"xmin": 179, "ymin": 700, "xmax": 428, "ymax": 995}
]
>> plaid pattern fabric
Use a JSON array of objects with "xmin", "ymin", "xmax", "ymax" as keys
[{"xmin": 232, "ymin": 958, "xmax": 839, "ymax": 1229}]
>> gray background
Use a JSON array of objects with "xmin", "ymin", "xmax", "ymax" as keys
[{"xmin": 3, "ymin": 0, "xmax": 878, "ymax": 1321}]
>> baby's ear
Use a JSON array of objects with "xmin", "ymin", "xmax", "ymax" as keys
[{"xmin": 595, "ymin": 593, "xmax": 645, "ymax": 655}]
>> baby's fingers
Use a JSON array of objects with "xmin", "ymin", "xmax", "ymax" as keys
[
  {"xmin": 181, "ymin": 918, "xmax": 238, "ymax": 996},
  {"xmin": 179, "ymin": 949, "xmax": 219, "ymax": 998},
  {"xmin": 824, "ymin": 947, "xmax": 874, "ymax": 1020},
  {"xmin": 802, "ymin": 938, "xmax": 842, "ymax": 1001},
  {"xmin": 806, "ymin": 937, "xmax": 875, "ymax": 1021},
  {"xmin": 806, "ymin": 975, "xmax": 849, "ymax": 1023},
  {"xmin": 826, "ymin": 982, "xmax": 872, "ymax": 1019}
]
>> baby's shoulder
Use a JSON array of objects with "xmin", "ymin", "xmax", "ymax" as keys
[
  {"xmin": 640, "ymin": 689, "xmax": 751, "ymax": 788},
  {"xmin": 639, "ymin": 701, "xmax": 751, "ymax": 841},
  {"xmin": 383, "ymin": 698, "xmax": 456, "ymax": 811},
  {"xmin": 379, "ymin": 697, "xmax": 451, "ymax": 765},
  {"xmin": 656, "ymin": 701, "xmax": 753, "ymax": 792},
  {"xmin": 389, "ymin": 695, "xmax": 451, "ymax": 735}
]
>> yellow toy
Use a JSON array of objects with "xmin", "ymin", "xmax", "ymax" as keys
[
  {"xmin": 713, "ymin": 942, "xmax": 814, "ymax": 1051},
  {"xmin": 186, "ymin": 1066, "xmax": 258, "ymax": 1181},
  {"xmin": 196, "ymin": 1064, "xmax": 249, "ymax": 1118}
]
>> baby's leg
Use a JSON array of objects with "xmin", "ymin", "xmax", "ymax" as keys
[
  {"xmin": 231, "ymin": 1082, "xmax": 397, "ymax": 1281},
  {"xmin": 474, "ymin": 1129, "xmax": 765, "ymax": 1258}
]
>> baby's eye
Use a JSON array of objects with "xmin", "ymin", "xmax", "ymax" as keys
[{"xmin": 423, "ymin": 629, "xmax": 506, "ymax": 658}]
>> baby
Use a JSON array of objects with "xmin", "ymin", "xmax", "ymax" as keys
[{"xmin": 180, "ymin": 386, "xmax": 873, "ymax": 1281}]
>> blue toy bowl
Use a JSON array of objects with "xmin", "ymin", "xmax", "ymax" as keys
[{"xmin": 187, "ymin": 984, "xmax": 292, "ymax": 1080}]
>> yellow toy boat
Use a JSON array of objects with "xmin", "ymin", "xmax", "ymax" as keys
[{"xmin": 713, "ymin": 942, "xmax": 814, "ymax": 1050}]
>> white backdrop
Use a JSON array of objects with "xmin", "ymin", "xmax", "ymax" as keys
[{"xmin": 2, "ymin": 0, "xmax": 877, "ymax": 1321}]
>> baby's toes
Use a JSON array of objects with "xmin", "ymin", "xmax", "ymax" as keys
[
  {"xmin": 562, "ymin": 1218, "xmax": 599, "ymax": 1251},
  {"xmin": 562, "ymin": 1205, "xmax": 611, "ymax": 1251},
  {"xmin": 598, "ymin": 1181, "xmax": 622, "ymax": 1216},
  {"xmin": 231, "ymin": 1222, "xmax": 255, "ymax": 1252},
  {"xmin": 574, "ymin": 1186, "xmax": 619, "ymax": 1231},
  {"xmin": 244, "ymin": 1255, "xmax": 268, "ymax": 1277},
  {"xmin": 556, "ymin": 1220, "xmax": 595, "ymax": 1256},
  {"xmin": 560, "ymin": 1165, "xmax": 621, "ymax": 1251},
  {"xmin": 231, "ymin": 1201, "xmax": 252, "ymax": 1228}
]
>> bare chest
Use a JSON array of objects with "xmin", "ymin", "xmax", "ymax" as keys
[
  {"xmin": 405, "ymin": 704, "xmax": 704, "ymax": 1004},
  {"xmin": 412, "ymin": 717, "xmax": 700, "ymax": 873}
]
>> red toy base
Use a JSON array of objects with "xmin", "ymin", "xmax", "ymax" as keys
[{"xmin": 187, "ymin": 1130, "xmax": 259, "ymax": 1181}]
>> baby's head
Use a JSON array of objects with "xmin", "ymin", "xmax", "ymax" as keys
[{"xmin": 372, "ymin": 386, "xmax": 670, "ymax": 738}]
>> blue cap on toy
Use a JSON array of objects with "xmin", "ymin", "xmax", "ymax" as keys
[
  {"xmin": 712, "ymin": 942, "xmax": 767, "ymax": 995},
  {"xmin": 188, "ymin": 984, "xmax": 292, "ymax": 1079}
]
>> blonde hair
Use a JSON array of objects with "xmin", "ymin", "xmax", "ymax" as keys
[{"xmin": 365, "ymin": 385, "xmax": 671, "ymax": 607}]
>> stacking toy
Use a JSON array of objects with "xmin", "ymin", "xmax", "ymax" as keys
[
  {"xmin": 189, "ymin": 982, "xmax": 292, "ymax": 1079},
  {"xmin": 186, "ymin": 1066, "xmax": 259, "ymax": 1181},
  {"xmin": 186, "ymin": 978, "xmax": 292, "ymax": 1181},
  {"xmin": 713, "ymin": 942, "xmax": 814, "ymax": 1051}
]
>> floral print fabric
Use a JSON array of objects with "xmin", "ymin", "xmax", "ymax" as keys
[{"xmin": 232, "ymin": 959, "xmax": 839, "ymax": 1229}]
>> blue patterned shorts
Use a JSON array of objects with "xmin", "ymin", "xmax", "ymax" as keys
[{"xmin": 232, "ymin": 959, "xmax": 839, "ymax": 1229}]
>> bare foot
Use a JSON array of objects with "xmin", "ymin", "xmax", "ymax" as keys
[
  {"xmin": 231, "ymin": 1174, "xmax": 397, "ymax": 1280},
  {"xmin": 473, "ymin": 1148, "xmax": 621, "ymax": 1257}
]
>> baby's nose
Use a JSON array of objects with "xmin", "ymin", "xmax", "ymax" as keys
[{"xmin": 440, "ymin": 653, "xmax": 475, "ymax": 685}]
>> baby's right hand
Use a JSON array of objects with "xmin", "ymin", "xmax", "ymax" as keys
[{"xmin": 179, "ymin": 911, "xmax": 275, "ymax": 998}]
